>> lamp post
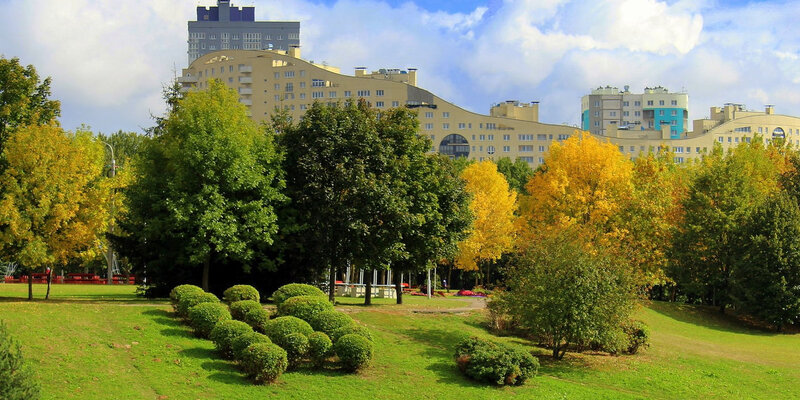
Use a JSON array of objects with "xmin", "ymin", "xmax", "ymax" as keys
[{"xmin": 103, "ymin": 142, "xmax": 116, "ymax": 285}]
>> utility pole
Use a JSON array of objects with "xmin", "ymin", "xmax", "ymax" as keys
[{"xmin": 104, "ymin": 142, "xmax": 116, "ymax": 285}]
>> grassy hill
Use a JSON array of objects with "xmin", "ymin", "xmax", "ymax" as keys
[{"xmin": 1, "ymin": 284, "xmax": 798, "ymax": 399}]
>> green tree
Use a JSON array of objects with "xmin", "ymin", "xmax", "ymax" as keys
[
  {"xmin": 501, "ymin": 230, "xmax": 635, "ymax": 359},
  {"xmin": 670, "ymin": 140, "xmax": 781, "ymax": 311},
  {"xmin": 732, "ymin": 192, "xmax": 800, "ymax": 331},
  {"xmin": 495, "ymin": 157, "xmax": 534, "ymax": 195},
  {"xmin": 118, "ymin": 80, "xmax": 285, "ymax": 292},
  {"xmin": 0, "ymin": 321, "xmax": 40, "ymax": 399},
  {"xmin": 0, "ymin": 56, "xmax": 60, "ymax": 151},
  {"xmin": 0, "ymin": 124, "xmax": 106, "ymax": 300}
]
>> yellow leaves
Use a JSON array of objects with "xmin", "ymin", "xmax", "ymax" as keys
[
  {"xmin": 0, "ymin": 124, "xmax": 109, "ymax": 268},
  {"xmin": 454, "ymin": 161, "xmax": 517, "ymax": 271}
]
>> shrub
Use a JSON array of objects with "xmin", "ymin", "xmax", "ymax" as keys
[
  {"xmin": 309, "ymin": 311, "xmax": 355, "ymax": 336},
  {"xmin": 486, "ymin": 290, "xmax": 519, "ymax": 334},
  {"xmin": 240, "ymin": 343, "xmax": 288, "ymax": 384},
  {"xmin": 277, "ymin": 295, "xmax": 334, "ymax": 322},
  {"xmin": 308, "ymin": 332, "xmax": 333, "ymax": 367},
  {"xmin": 210, "ymin": 320, "xmax": 253, "ymax": 359},
  {"xmin": 188, "ymin": 302, "xmax": 231, "ymax": 338},
  {"xmin": 454, "ymin": 337, "xmax": 538, "ymax": 386},
  {"xmin": 262, "ymin": 316, "xmax": 313, "ymax": 348},
  {"xmin": 622, "ymin": 320, "xmax": 650, "ymax": 354},
  {"xmin": 271, "ymin": 283, "xmax": 325, "ymax": 305},
  {"xmin": 0, "ymin": 321, "xmax": 40, "ymax": 400},
  {"xmin": 282, "ymin": 332, "xmax": 310, "ymax": 368},
  {"xmin": 330, "ymin": 324, "xmax": 373, "ymax": 343},
  {"xmin": 176, "ymin": 291, "xmax": 220, "ymax": 319},
  {"xmin": 223, "ymin": 285, "xmax": 260, "ymax": 304},
  {"xmin": 245, "ymin": 307, "xmax": 272, "ymax": 333},
  {"xmin": 231, "ymin": 331, "xmax": 272, "ymax": 361},
  {"xmin": 334, "ymin": 334, "xmax": 373, "ymax": 372},
  {"xmin": 169, "ymin": 284, "xmax": 204, "ymax": 309},
  {"xmin": 230, "ymin": 300, "xmax": 263, "ymax": 322}
]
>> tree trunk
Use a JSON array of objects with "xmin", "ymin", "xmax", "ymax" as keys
[
  {"xmin": 447, "ymin": 266, "xmax": 452, "ymax": 293},
  {"xmin": 201, "ymin": 254, "xmax": 210, "ymax": 292},
  {"xmin": 395, "ymin": 275, "xmax": 403, "ymax": 305},
  {"xmin": 45, "ymin": 268, "xmax": 52, "ymax": 300},
  {"xmin": 27, "ymin": 273, "xmax": 33, "ymax": 301},
  {"xmin": 328, "ymin": 265, "xmax": 336, "ymax": 302},
  {"xmin": 365, "ymin": 268, "xmax": 373, "ymax": 306}
]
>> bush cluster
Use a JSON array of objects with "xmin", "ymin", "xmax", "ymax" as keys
[
  {"xmin": 231, "ymin": 331, "xmax": 273, "ymax": 361},
  {"xmin": 210, "ymin": 320, "xmax": 254, "ymax": 359},
  {"xmin": 230, "ymin": 300, "xmax": 263, "ymax": 322},
  {"xmin": 240, "ymin": 343, "xmax": 288, "ymax": 384},
  {"xmin": 169, "ymin": 284, "xmax": 204, "ymax": 309},
  {"xmin": 176, "ymin": 291, "xmax": 219, "ymax": 319},
  {"xmin": 223, "ymin": 285, "xmax": 260, "ymax": 304},
  {"xmin": 454, "ymin": 337, "xmax": 538, "ymax": 386},
  {"xmin": 188, "ymin": 302, "xmax": 232, "ymax": 338},
  {"xmin": 245, "ymin": 308, "xmax": 272, "ymax": 333},
  {"xmin": 334, "ymin": 334, "xmax": 374, "ymax": 372},
  {"xmin": 263, "ymin": 316, "xmax": 313, "ymax": 348},
  {"xmin": 277, "ymin": 295, "xmax": 334, "ymax": 322},
  {"xmin": 271, "ymin": 283, "xmax": 325, "ymax": 305}
]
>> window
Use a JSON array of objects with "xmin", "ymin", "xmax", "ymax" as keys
[
  {"xmin": 299, "ymin": 70, "xmax": 306, "ymax": 77},
  {"xmin": 594, "ymin": 101, "xmax": 600, "ymax": 107},
  {"xmin": 425, "ymin": 112, "xmax": 433, "ymax": 118},
  {"xmin": 594, "ymin": 121, "xmax": 599, "ymax": 127},
  {"xmin": 519, "ymin": 156, "xmax": 534, "ymax": 163},
  {"xmin": 558, "ymin": 134, "xmax": 569, "ymax": 140},
  {"xmin": 479, "ymin": 135, "xmax": 485, "ymax": 140},
  {"xmin": 659, "ymin": 100, "xmax": 665, "ymax": 105},
  {"xmin": 344, "ymin": 91, "xmax": 351, "ymax": 97},
  {"xmin": 299, "ymin": 81, "xmax": 306, "ymax": 88},
  {"xmin": 274, "ymin": 72, "xmax": 280, "ymax": 79},
  {"xmin": 594, "ymin": 111, "xmax": 600, "ymax": 117},
  {"xmin": 718, "ymin": 137, "xmax": 724, "ymax": 143},
  {"xmin": 671, "ymin": 100, "xmax": 678, "ymax": 105},
  {"xmin": 488, "ymin": 135, "xmax": 494, "ymax": 140},
  {"xmin": 610, "ymin": 111, "xmax": 617, "ymax": 117},
  {"xmin": 392, "ymin": 101, "xmax": 399, "ymax": 107},
  {"xmin": 312, "ymin": 79, "xmax": 325, "ymax": 87},
  {"xmin": 503, "ymin": 135, "xmax": 510, "ymax": 141},
  {"xmin": 537, "ymin": 134, "xmax": 547, "ymax": 141},
  {"xmin": 538, "ymin": 157, "xmax": 544, "ymax": 164},
  {"xmin": 487, "ymin": 146, "xmax": 495, "ymax": 155},
  {"xmin": 518, "ymin": 134, "xmax": 533, "ymax": 141},
  {"xmin": 623, "ymin": 111, "xmax": 629, "ymax": 116},
  {"xmin": 376, "ymin": 90, "xmax": 384, "ymax": 96},
  {"xmin": 659, "ymin": 110, "xmax": 664, "ymax": 116},
  {"xmin": 375, "ymin": 101, "xmax": 384, "ymax": 107},
  {"xmin": 284, "ymin": 71, "xmax": 295, "ymax": 78},
  {"xmin": 670, "ymin": 120, "xmax": 677, "ymax": 126},
  {"xmin": 630, "ymin": 146, "xmax": 635, "ymax": 152},
  {"xmin": 438, "ymin": 134, "xmax": 470, "ymax": 158},
  {"xmin": 274, "ymin": 84, "xmax": 280, "ymax": 90},
  {"xmin": 635, "ymin": 101, "xmax": 641, "ymax": 106},
  {"xmin": 329, "ymin": 91, "xmax": 337, "ymax": 98},
  {"xmin": 443, "ymin": 123, "xmax": 449, "ymax": 129},
  {"xmin": 647, "ymin": 100, "xmax": 654, "ymax": 106},
  {"xmin": 442, "ymin": 112, "xmax": 450, "ymax": 118},
  {"xmin": 312, "ymin": 91, "xmax": 324, "ymax": 99},
  {"xmin": 424, "ymin": 123, "xmax": 433, "ymax": 130},
  {"xmin": 299, "ymin": 93, "xmax": 306, "ymax": 99},
  {"xmin": 357, "ymin": 90, "xmax": 370, "ymax": 97},
  {"xmin": 674, "ymin": 157, "xmax": 684, "ymax": 163},
  {"xmin": 635, "ymin": 111, "xmax": 641, "ymax": 116},
  {"xmin": 503, "ymin": 146, "xmax": 510, "ymax": 152},
  {"xmin": 519, "ymin": 145, "xmax": 534, "ymax": 152},
  {"xmin": 674, "ymin": 146, "xmax": 683, "ymax": 153},
  {"xmin": 538, "ymin": 146, "xmax": 545, "ymax": 152},
  {"xmin": 623, "ymin": 101, "xmax": 629, "ymax": 107},
  {"xmin": 458, "ymin": 123, "xmax": 466, "ymax": 129},
  {"xmin": 671, "ymin": 110, "xmax": 677, "ymax": 116}
]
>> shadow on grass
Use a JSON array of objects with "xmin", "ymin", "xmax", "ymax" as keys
[
  {"xmin": 180, "ymin": 347, "xmax": 216, "ymax": 360},
  {"xmin": 160, "ymin": 328, "xmax": 195, "ymax": 339},
  {"xmin": 0, "ymin": 296, "xmax": 165, "ymax": 304},
  {"xmin": 647, "ymin": 301, "xmax": 781, "ymax": 336}
]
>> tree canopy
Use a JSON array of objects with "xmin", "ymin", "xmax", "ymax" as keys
[{"xmin": 0, "ymin": 56, "xmax": 60, "ymax": 150}]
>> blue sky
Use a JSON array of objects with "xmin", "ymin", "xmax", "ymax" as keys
[{"xmin": 0, "ymin": 0, "xmax": 798, "ymax": 134}]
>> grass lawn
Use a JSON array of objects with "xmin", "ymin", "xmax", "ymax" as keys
[{"xmin": 0, "ymin": 284, "xmax": 798, "ymax": 399}]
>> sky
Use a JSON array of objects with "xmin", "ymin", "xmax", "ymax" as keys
[{"xmin": 0, "ymin": 0, "xmax": 798, "ymax": 134}]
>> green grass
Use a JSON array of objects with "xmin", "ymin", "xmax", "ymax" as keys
[
  {"xmin": 0, "ymin": 284, "xmax": 798, "ymax": 399},
  {"xmin": 0, "ymin": 283, "xmax": 155, "ymax": 302}
]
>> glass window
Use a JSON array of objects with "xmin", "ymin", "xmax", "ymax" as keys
[{"xmin": 439, "ymin": 134, "xmax": 470, "ymax": 158}]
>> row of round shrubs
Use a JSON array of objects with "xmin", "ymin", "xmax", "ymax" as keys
[
  {"xmin": 170, "ymin": 284, "xmax": 287, "ymax": 383},
  {"xmin": 169, "ymin": 283, "xmax": 375, "ymax": 382},
  {"xmin": 454, "ymin": 336, "xmax": 539, "ymax": 386}
]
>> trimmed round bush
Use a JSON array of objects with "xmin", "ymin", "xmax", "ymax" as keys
[
  {"xmin": 177, "ymin": 291, "xmax": 220, "ymax": 319},
  {"xmin": 271, "ymin": 283, "xmax": 326, "ymax": 305},
  {"xmin": 277, "ymin": 295, "xmax": 334, "ymax": 322},
  {"xmin": 170, "ymin": 284, "xmax": 204, "ymax": 308},
  {"xmin": 330, "ymin": 324, "xmax": 373, "ymax": 343},
  {"xmin": 210, "ymin": 320, "xmax": 253, "ymax": 359},
  {"xmin": 263, "ymin": 316, "xmax": 313, "ymax": 348},
  {"xmin": 231, "ymin": 331, "xmax": 272, "ymax": 361},
  {"xmin": 309, "ymin": 311, "xmax": 355, "ymax": 336},
  {"xmin": 454, "ymin": 336, "xmax": 539, "ymax": 386},
  {"xmin": 282, "ymin": 332, "xmax": 310, "ymax": 368},
  {"xmin": 188, "ymin": 302, "xmax": 231, "ymax": 338},
  {"xmin": 223, "ymin": 285, "xmax": 260, "ymax": 304},
  {"xmin": 230, "ymin": 300, "xmax": 263, "ymax": 322},
  {"xmin": 240, "ymin": 343, "xmax": 288, "ymax": 384},
  {"xmin": 308, "ymin": 331, "xmax": 333, "ymax": 367},
  {"xmin": 334, "ymin": 333, "xmax": 373, "ymax": 372},
  {"xmin": 245, "ymin": 307, "xmax": 272, "ymax": 333},
  {"xmin": 623, "ymin": 320, "xmax": 650, "ymax": 354}
]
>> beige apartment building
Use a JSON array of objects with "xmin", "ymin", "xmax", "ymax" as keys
[{"xmin": 179, "ymin": 49, "xmax": 800, "ymax": 166}]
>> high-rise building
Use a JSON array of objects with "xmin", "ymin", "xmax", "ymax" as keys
[
  {"xmin": 188, "ymin": 0, "xmax": 300, "ymax": 65},
  {"xmin": 581, "ymin": 86, "xmax": 688, "ymax": 138}
]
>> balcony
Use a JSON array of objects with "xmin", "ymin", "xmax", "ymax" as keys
[
  {"xmin": 238, "ymin": 87, "xmax": 253, "ymax": 95},
  {"xmin": 238, "ymin": 65, "xmax": 252, "ymax": 73},
  {"xmin": 239, "ymin": 98, "xmax": 252, "ymax": 106},
  {"xmin": 177, "ymin": 75, "xmax": 198, "ymax": 83},
  {"xmin": 238, "ymin": 76, "xmax": 253, "ymax": 84}
]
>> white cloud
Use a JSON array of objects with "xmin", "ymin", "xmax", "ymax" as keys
[{"xmin": 0, "ymin": 0, "xmax": 799, "ymax": 133}]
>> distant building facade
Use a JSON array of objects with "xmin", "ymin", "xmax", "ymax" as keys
[
  {"xmin": 179, "ymin": 49, "xmax": 800, "ymax": 166},
  {"xmin": 582, "ymin": 86, "xmax": 689, "ymax": 139},
  {"xmin": 188, "ymin": 0, "xmax": 299, "ymax": 64}
]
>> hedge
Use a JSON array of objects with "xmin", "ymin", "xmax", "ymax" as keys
[
  {"xmin": 230, "ymin": 300, "xmax": 263, "ymax": 322},
  {"xmin": 262, "ymin": 316, "xmax": 314, "ymax": 349},
  {"xmin": 187, "ymin": 302, "xmax": 231, "ymax": 338},
  {"xmin": 240, "ymin": 343, "xmax": 288, "ymax": 384},
  {"xmin": 270, "ymin": 283, "xmax": 325, "ymax": 305},
  {"xmin": 177, "ymin": 291, "xmax": 220, "ymax": 319},
  {"xmin": 334, "ymin": 334, "xmax": 373, "ymax": 372},
  {"xmin": 223, "ymin": 285, "xmax": 260, "ymax": 304},
  {"xmin": 277, "ymin": 295, "xmax": 334, "ymax": 322},
  {"xmin": 231, "ymin": 331, "xmax": 272, "ymax": 361},
  {"xmin": 210, "ymin": 320, "xmax": 253, "ymax": 359},
  {"xmin": 309, "ymin": 311, "xmax": 355, "ymax": 337}
]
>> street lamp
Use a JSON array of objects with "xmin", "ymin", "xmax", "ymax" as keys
[{"xmin": 103, "ymin": 142, "xmax": 116, "ymax": 285}]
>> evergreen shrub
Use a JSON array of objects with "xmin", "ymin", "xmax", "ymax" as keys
[
  {"xmin": 240, "ymin": 343, "xmax": 288, "ymax": 384},
  {"xmin": 277, "ymin": 295, "xmax": 334, "ymax": 322},
  {"xmin": 188, "ymin": 302, "xmax": 231, "ymax": 338},
  {"xmin": 223, "ymin": 285, "xmax": 260, "ymax": 304},
  {"xmin": 334, "ymin": 333, "xmax": 373, "ymax": 372},
  {"xmin": 270, "ymin": 283, "xmax": 325, "ymax": 305},
  {"xmin": 210, "ymin": 320, "xmax": 253, "ymax": 359}
]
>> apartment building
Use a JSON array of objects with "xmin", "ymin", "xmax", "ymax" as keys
[{"xmin": 582, "ymin": 86, "xmax": 689, "ymax": 138}]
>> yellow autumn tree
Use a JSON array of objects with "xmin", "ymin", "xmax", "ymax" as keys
[
  {"xmin": 454, "ymin": 161, "xmax": 517, "ymax": 282},
  {"xmin": 0, "ymin": 123, "xmax": 107, "ymax": 300},
  {"xmin": 519, "ymin": 131, "xmax": 633, "ymax": 246}
]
